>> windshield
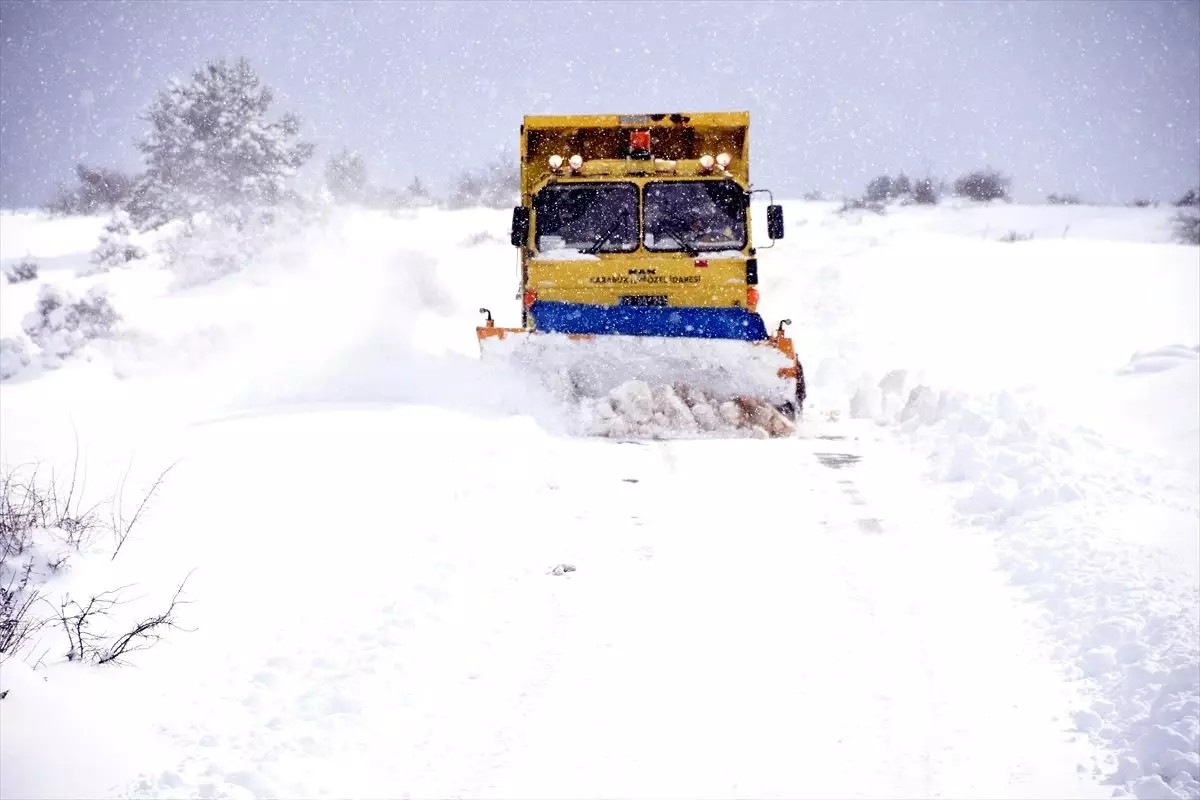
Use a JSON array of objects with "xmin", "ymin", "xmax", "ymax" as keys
[
  {"xmin": 643, "ymin": 180, "xmax": 747, "ymax": 253},
  {"xmin": 533, "ymin": 183, "xmax": 638, "ymax": 254}
]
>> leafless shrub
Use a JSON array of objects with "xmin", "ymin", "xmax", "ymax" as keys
[
  {"xmin": 1, "ymin": 451, "xmax": 105, "ymax": 666},
  {"xmin": 110, "ymin": 459, "xmax": 178, "ymax": 560},
  {"xmin": 1047, "ymin": 193, "xmax": 1082, "ymax": 205},
  {"xmin": 1, "ymin": 559, "xmax": 45, "ymax": 664},
  {"xmin": 1, "ymin": 448, "xmax": 106, "ymax": 554},
  {"xmin": 56, "ymin": 570, "xmax": 194, "ymax": 666},
  {"xmin": 0, "ymin": 445, "xmax": 191, "ymax": 672},
  {"xmin": 999, "ymin": 230, "xmax": 1035, "ymax": 243}
]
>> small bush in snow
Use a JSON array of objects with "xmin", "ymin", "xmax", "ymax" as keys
[
  {"xmin": 1129, "ymin": 198, "xmax": 1155, "ymax": 208},
  {"xmin": 1173, "ymin": 209, "xmax": 1200, "ymax": 246},
  {"xmin": 838, "ymin": 197, "xmax": 887, "ymax": 215},
  {"xmin": 1, "ymin": 460, "xmax": 190, "ymax": 671},
  {"xmin": 1047, "ymin": 193, "xmax": 1082, "ymax": 205},
  {"xmin": 1176, "ymin": 188, "xmax": 1198, "ymax": 207},
  {"xmin": 864, "ymin": 175, "xmax": 895, "ymax": 203},
  {"xmin": 84, "ymin": 211, "xmax": 147, "ymax": 276},
  {"xmin": 911, "ymin": 177, "xmax": 939, "ymax": 205},
  {"xmin": 158, "ymin": 204, "xmax": 300, "ymax": 287},
  {"xmin": 325, "ymin": 148, "xmax": 369, "ymax": 204},
  {"xmin": 126, "ymin": 56, "xmax": 314, "ymax": 231},
  {"xmin": 863, "ymin": 174, "xmax": 914, "ymax": 204},
  {"xmin": 448, "ymin": 154, "xmax": 520, "ymax": 210},
  {"xmin": 3, "ymin": 259, "xmax": 38, "ymax": 284},
  {"xmin": 21, "ymin": 284, "xmax": 121, "ymax": 366},
  {"xmin": 802, "ymin": 190, "xmax": 825, "ymax": 201},
  {"xmin": 953, "ymin": 168, "xmax": 1011, "ymax": 202},
  {"xmin": 0, "ymin": 338, "xmax": 32, "ymax": 381},
  {"xmin": 1, "ymin": 464, "xmax": 105, "ymax": 664}
]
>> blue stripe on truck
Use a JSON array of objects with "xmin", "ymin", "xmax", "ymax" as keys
[{"xmin": 529, "ymin": 300, "xmax": 769, "ymax": 342}]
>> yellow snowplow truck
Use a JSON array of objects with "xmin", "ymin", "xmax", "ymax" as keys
[{"xmin": 477, "ymin": 111, "xmax": 806, "ymax": 431}]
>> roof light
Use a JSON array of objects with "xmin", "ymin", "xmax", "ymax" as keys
[
  {"xmin": 629, "ymin": 130, "xmax": 651, "ymax": 151},
  {"xmin": 698, "ymin": 154, "xmax": 715, "ymax": 172},
  {"xmin": 716, "ymin": 152, "xmax": 732, "ymax": 168},
  {"xmin": 548, "ymin": 154, "xmax": 564, "ymax": 171},
  {"xmin": 568, "ymin": 154, "xmax": 583, "ymax": 171}
]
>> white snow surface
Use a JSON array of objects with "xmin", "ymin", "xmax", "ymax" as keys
[{"xmin": 0, "ymin": 200, "xmax": 1196, "ymax": 800}]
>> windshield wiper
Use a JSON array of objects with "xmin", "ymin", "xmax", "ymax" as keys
[
  {"xmin": 586, "ymin": 212, "xmax": 630, "ymax": 254},
  {"xmin": 655, "ymin": 220, "xmax": 700, "ymax": 257}
]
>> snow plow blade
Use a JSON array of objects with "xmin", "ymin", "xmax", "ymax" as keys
[{"xmin": 477, "ymin": 314, "xmax": 804, "ymax": 439}]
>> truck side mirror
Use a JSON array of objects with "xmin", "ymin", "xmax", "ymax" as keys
[
  {"xmin": 511, "ymin": 206, "xmax": 530, "ymax": 247},
  {"xmin": 767, "ymin": 204, "xmax": 784, "ymax": 240}
]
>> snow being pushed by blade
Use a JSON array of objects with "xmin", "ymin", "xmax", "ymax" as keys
[
  {"xmin": 482, "ymin": 332, "xmax": 797, "ymax": 439},
  {"xmin": 580, "ymin": 380, "xmax": 795, "ymax": 439}
]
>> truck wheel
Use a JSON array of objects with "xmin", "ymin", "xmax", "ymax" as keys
[
  {"xmin": 776, "ymin": 360, "xmax": 806, "ymax": 422},
  {"xmin": 796, "ymin": 359, "xmax": 807, "ymax": 409}
]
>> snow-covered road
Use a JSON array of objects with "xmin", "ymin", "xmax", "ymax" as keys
[
  {"xmin": 85, "ymin": 409, "xmax": 1101, "ymax": 800},
  {"xmin": 1, "ymin": 201, "xmax": 1196, "ymax": 800}
]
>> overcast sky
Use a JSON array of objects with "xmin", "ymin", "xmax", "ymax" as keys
[{"xmin": 1, "ymin": 0, "xmax": 1197, "ymax": 208}]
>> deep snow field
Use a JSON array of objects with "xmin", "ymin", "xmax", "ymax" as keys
[{"xmin": 1, "ymin": 198, "xmax": 1197, "ymax": 800}]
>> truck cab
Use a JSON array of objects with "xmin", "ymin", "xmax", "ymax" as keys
[{"xmin": 507, "ymin": 112, "xmax": 785, "ymax": 342}]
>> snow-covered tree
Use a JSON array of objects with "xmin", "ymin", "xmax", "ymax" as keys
[
  {"xmin": 126, "ymin": 57, "xmax": 314, "ymax": 231},
  {"xmin": 325, "ymin": 149, "xmax": 368, "ymax": 203},
  {"xmin": 45, "ymin": 164, "xmax": 136, "ymax": 216},
  {"xmin": 84, "ymin": 210, "xmax": 147, "ymax": 275}
]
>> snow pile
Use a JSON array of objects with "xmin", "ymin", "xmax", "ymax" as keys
[
  {"xmin": 578, "ymin": 380, "xmax": 795, "ymax": 439},
  {"xmin": 484, "ymin": 331, "xmax": 795, "ymax": 403},
  {"xmin": 1118, "ymin": 344, "xmax": 1200, "ymax": 376},
  {"xmin": 760, "ymin": 199, "xmax": 1200, "ymax": 799},
  {"xmin": 480, "ymin": 330, "xmax": 801, "ymax": 439},
  {"xmin": 889, "ymin": 373, "xmax": 1199, "ymax": 800}
]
